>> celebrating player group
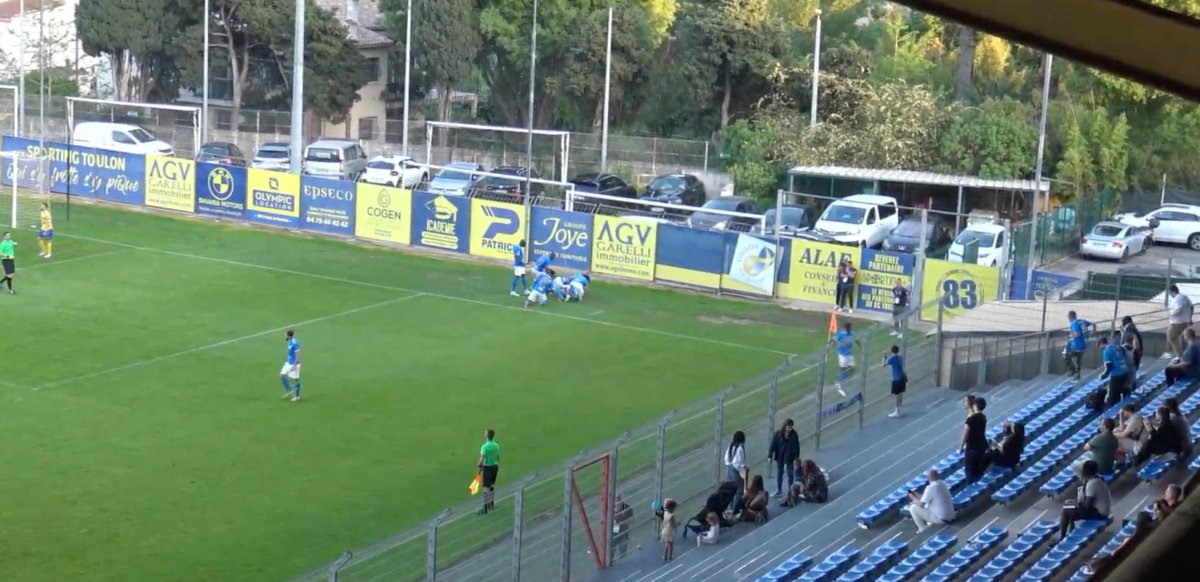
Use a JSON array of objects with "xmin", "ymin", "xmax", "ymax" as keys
[{"xmin": 510, "ymin": 240, "xmax": 591, "ymax": 308}]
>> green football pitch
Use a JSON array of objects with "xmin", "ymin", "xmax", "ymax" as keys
[{"xmin": 0, "ymin": 200, "xmax": 826, "ymax": 581}]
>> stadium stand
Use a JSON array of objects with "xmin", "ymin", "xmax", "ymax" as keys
[
  {"xmin": 1137, "ymin": 388, "xmax": 1200, "ymax": 480},
  {"xmin": 1066, "ymin": 518, "xmax": 1138, "ymax": 581},
  {"xmin": 755, "ymin": 553, "xmax": 813, "ymax": 582},
  {"xmin": 1014, "ymin": 518, "xmax": 1109, "ymax": 581},
  {"xmin": 963, "ymin": 519, "xmax": 1058, "ymax": 582},
  {"xmin": 919, "ymin": 526, "xmax": 1005, "ymax": 582},
  {"xmin": 797, "ymin": 544, "xmax": 860, "ymax": 582},
  {"xmin": 834, "ymin": 539, "xmax": 907, "ymax": 582},
  {"xmin": 875, "ymin": 533, "xmax": 956, "ymax": 582}
]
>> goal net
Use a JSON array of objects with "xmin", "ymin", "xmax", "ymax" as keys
[
  {"xmin": 66, "ymin": 97, "xmax": 201, "ymax": 158},
  {"xmin": 0, "ymin": 151, "xmax": 50, "ymax": 229},
  {"xmin": 0, "ymin": 84, "xmax": 18, "ymax": 137},
  {"xmin": 423, "ymin": 121, "xmax": 570, "ymax": 183}
]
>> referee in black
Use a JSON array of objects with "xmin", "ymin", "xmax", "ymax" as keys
[
  {"xmin": 477, "ymin": 429, "xmax": 500, "ymax": 514},
  {"xmin": 0, "ymin": 231, "xmax": 16, "ymax": 295}
]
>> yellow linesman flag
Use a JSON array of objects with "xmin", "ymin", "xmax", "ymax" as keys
[{"xmin": 468, "ymin": 473, "xmax": 483, "ymax": 496}]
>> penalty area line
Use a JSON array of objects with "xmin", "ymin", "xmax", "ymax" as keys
[
  {"xmin": 59, "ymin": 232, "xmax": 796, "ymax": 357},
  {"xmin": 35, "ymin": 293, "xmax": 427, "ymax": 391}
]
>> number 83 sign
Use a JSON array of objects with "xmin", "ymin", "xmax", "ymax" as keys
[{"xmin": 921, "ymin": 260, "xmax": 1001, "ymax": 320}]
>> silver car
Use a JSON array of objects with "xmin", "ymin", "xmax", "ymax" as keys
[
  {"xmin": 250, "ymin": 143, "xmax": 292, "ymax": 170},
  {"xmin": 1080, "ymin": 221, "xmax": 1150, "ymax": 262}
]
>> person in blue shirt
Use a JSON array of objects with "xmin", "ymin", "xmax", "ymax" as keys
[
  {"xmin": 830, "ymin": 322, "xmax": 858, "ymax": 398},
  {"xmin": 568, "ymin": 272, "xmax": 590, "ymax": 302},
  {"xmin": 552, "ymin": 273, "xmax": 571, "ymax": 302},
  {"xmin": 1098, "ymin": 335, "xmax": 1129, "ymax": 408},
  {"xmin": 524, "ymin": 269, "xmax": 554, "ymax": 308},
  {"xmin": 510, "ymin": 239, "xmax": 528, "ymax": 297},
  {"xmin": 883, "ymin": 345, "xmax": 907, "ymax": 418},
  {"xmin": 533, "ymin": 251, "xmax": 556, "ymax": 277},
  {"xmin": 1063, "ymin": 311, "xmax": 1094, "ymax": 381},
  {"xmin": 280, "ymin": 330, "xmax": 302, "ymax": 402},
  {"xmin": 1165, "ymin": 328, "xmax": 1200, "ymax": 388}
]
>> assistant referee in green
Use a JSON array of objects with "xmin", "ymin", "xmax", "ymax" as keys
[
  {"xmin": 0, "ymin": 231, "xmax": 16, "ymax": 294},
  {"xmin": 478, "ymin": 429, "xmax": 500, "ymax": 514}
]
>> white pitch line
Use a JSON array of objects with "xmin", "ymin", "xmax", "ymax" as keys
[
  {"xmin": 60, "ymin": 232, "xmax": 796, "ymax": 357},
  {"xmin": 36, "ymin": 293, "xmax": 426, "ymax": 390},
  {"xmin": 18, "ymin": 249, "xmax": 130, "ymax": 272}
]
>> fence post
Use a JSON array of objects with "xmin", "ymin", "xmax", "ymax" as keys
[
  {"xmin": 1165, "ymin": 253, "xmax": 1174, "ymax": 308},
  {"xmin": 603, "ymin": 435, "xmax": 627, "ymax": 568},
  {"xmin": 815, "ymin": 349, "xmax": 827, "ymax": 450},
  {"xmin": 858, "ymin": 328, "xmax": 870, "ymax": 429},
  {"xmin": 654, "ymin": 412, "xmax": 673, "ymax": 514},
  {"xmin": 714, "ymin": 390, "xmax": 730, "ymax": 487},
  {"xmin": 512, "ymin": 478, "xmax": 527, "ymax": 581},
  {"xmin": 1040, "ymin": 331, "xmax": 1051, "ymax": 375},
  {"xmin": 1041, "ymin": 286, "xmax": 1050, "ymax": 332},
  {"xmin": 976, "ymin": 340, "xmax": 989, "ymax": 389},
  {"xmin": 1112, "ymin": 274, "xmax": 1122, "ymax": 330},
  {"xmin": 426, "ymin": 509, "xmax": 451, "ymax": 582},
  {"xmin": 703, "ymin": 141, "xmax": 710, "ymax": 173},
  {"xmin": 935, "ymin": 300, "xmax": 946, "ymax": 388},
  {"xmin": 766, "ymin": 371, "xmax": 779, "ymax": 480},
  {"xmin": 560, "ymin": 456, "xmax": 579, "ymax": 582},
  {"xmin": 327, "ymin": 551, "xmax": 353, "ymax": 582}
]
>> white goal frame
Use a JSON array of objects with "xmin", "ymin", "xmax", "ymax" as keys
[
  {"xmin": 0, "ymin": 84, "xmax": 18, "ymax": 137},
  {"xmin": 424, "ymin": 121, "xmax": 570, "ymax": 183},
  {"xmin": 0, "ymin": 151, "xmax": 48, "ymax": 229},
  {"xmin": 66, "ymin": 97, "xmax": 201, "ymax": 155}
]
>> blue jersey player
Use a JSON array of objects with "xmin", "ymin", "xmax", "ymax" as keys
[
  {"xmin": 510, "ymin": 239, "xmax": 528, "ymax": 296},
  {"xmin": 552, "ymin": 274, "xmax": 570, "ymax": 301},
  {"xmin": 568, "ymin": 272, "xmax": 590, "ymax": 301},
  {"xmin": 280, "ymin": 330, "xmax": 302, "ymax": 401},
  {"xmin": 524, "ymin": 269, "xmax": 554, "ymax": 308},
  {"xmin": 830, "ymin": 322, "xmax": 858, "ymax": 398},
  {"xmin": 533, "ymin": 252, "xmax": 556, "ymax": 276}
]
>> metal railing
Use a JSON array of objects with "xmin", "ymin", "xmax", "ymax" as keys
[{"xmin": 292, "ymin": 297, "xmax": 946, "ymax": 582}]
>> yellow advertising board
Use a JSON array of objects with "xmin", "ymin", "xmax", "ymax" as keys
[
  {"xmin": 143, "ymin": 156, "xmax": 196, "ymax": 213},
  {"xmin": 920, "ymin": 259, "xmax": 1002, "ymax": 320},
  {"xmin": 591, "ymin": 215, "xmax": 658, "ymax": 280},
  {"xmin": 247, "ymin": 169, "xmax": 301, "ymax": 225},
  {"xmin": 778, "ymin": 240, "xmax": 860, "ymax": 303},
  {"xmin": 354, "ymin": 183, "xmax": 412, "ymax": 245},
  {"xmin": 469, "ymin": 199, "xmax": 526, "ymax": 260}
]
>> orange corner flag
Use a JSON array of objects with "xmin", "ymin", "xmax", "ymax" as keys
[{"xmin": 827, "ymin": 311, "xmax": 838, "ymax": 339}]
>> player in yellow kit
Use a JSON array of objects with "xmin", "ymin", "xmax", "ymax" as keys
[{"xmin": 37, "ymin": 203, "xmax": 52, "ymax": 259}]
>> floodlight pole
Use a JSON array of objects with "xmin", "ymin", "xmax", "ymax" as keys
[
  {"xmin": 17, "ymin": 0, "xmax": 25, "ymax": 134},
  {"xmin": 600, "ymin": 7, "xmax": 613, "ymax": 173},
  {"xmin": 402, "ymin": 0, "xmax": 412, "ymax": 157},
  {"xmin": 809, "ymin": 9, "xmax": 822, "ymax": 127},
  {"xmin": 524, "ymin": 0, "xmax": 538, "ymax": 198},
  {"xmin": 289, "ymin": 0, "xmax": 306, "ymax": 174},
  {"xmin": 38, "ymin": 0, "xmax": 44, "ymax": 146},
  {"xmin": 1022, "ymin": 53, "xmax": 1053, "ymax": 301},
  {"xmin": 202, "ymin": 0, "xmax": 210, "ymax": 144}
]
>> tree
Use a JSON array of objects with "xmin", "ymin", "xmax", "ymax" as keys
[
  {"xmin": 76, "ymin": 0, "xmax": 188, "ymax": 101},
  {"xmin": 1055, "ymin": 116, "xmax": 1095, "ymax": 195},
  {"xmin": 937, "ymin": 99, "xmax": 1037, "ymax": 178},
  {"xmin": 383, "ymin": 0, "xmax": 482, "ymax": 125}
]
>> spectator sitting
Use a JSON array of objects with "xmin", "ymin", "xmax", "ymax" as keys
[
  {"xmin": 740, "ymin": 475, "xmax": 770, "ymax": 523},
  {"xmin": 983, "ymin": 421, "xmax": 1025, "ymax": 470},
  {"xmin": 1164, "ymin": 397, "xmax": 1193, "ymax": 459},
  {"xmin": 684, "ymin": 481, "xmax": 737, "ymax": 539},
  {"xmin": 1164, "ymin": 328, "xmax": 1200, "ymax": 387},
  {"xmin": 1153, "ymin": 483, "xmax": 1184, "ymax": 521},
  {"xmin": 907, "ymin": 468, "xmax": 955, "ymax": 533},
  {"xmin": 1074, "ymin": 418, "xmax": 1118, "ymax": 478},
  {"xmin": 1134, "ymin": 407, "xmax": 1185, "ymax": 467},
  {"xmin": 1059, "ymin": 460, "xmax": 1111, "ymax": 539},
  {"xmin": 696, "ymin": 512, "xmax": 721, "ymax": 546},
  {"xmin": 1081, "ymin": 511, "xmax": 1154, "ymax": 576},
  {"xmin": 784, "ymin": 459, "xmax": 829, "ymax": 506},
  {"xmin": 1113, "ymin": 404, "xmax": 1148, "ymax": 458}
]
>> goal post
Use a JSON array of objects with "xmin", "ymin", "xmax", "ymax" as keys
[
  {"xmin": 424, "ymin": 121, "xmax": 570, "ymax": 183},
  {"xmin": 66, "ymin": 97, "xmax": 201, "ymax": 157},
  {"xmin": 0, "ymin": 151, "xmax": 49, "ymax": 229},
  {"xmin": 0, "ymin": 84, "xmax": 18, "ymax": 137}
]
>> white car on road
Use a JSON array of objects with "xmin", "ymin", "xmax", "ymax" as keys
[
  {"xmin": 1079, "ymin": 221, "xmax": 1150, "ymax": 262},
  {"xmin": 360, "ymin": 155, "xmax": 428, "ymax": 188},
  {"xmin": 1114, "ymin": 204, "xmax": 1200, "ymax": 249}
]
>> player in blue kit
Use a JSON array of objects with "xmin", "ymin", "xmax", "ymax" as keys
[
  {"xmin": 280, "ymin": 330, "xmax": 302, "ymax": 401},
  {"xmin": 830, "ymin": 322, "xmax": 858, "ymax": 398},
  {"xmin": 524, "ymin": 269, "xmax": 554, "ymax": 308},
  {"xmin": 552, "ymin": 273, "xmax": 571, "ymax": 301},
  {"xmin": 510, "ymin": 239, "xmax": 529, "ymax": 297},
  {"xmin": 568, "ymin": 272, "xmax": 590, "ymax": 302},
  {"xmin": 533, "ymin": 251, "xmax": 556, "ymax": 276}
]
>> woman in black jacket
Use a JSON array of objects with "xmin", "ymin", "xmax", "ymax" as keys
[
  {"xmin": 1134, "ymin": 407, "xmax": 1184, "ymax": 466},
  {"xmin": 984, "ymin": 421, "xmax": 1025, "ymax": 470},
  {"xmin": 768, "ymin": 419, "xmax": 800, "ymax": 496}
]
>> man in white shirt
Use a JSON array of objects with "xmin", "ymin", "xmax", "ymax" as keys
[
  {"xmin": 907, "ymin": 468, "xmax": 955, "ymax": 533},
  {"xmin": 1166, "ymin": 285, "xmax": 1193, "ymax": 358}
]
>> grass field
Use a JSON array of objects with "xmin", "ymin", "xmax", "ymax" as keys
[{"xmin": 0, "ymin": 199, "xmax": 827, "ymax": 581}]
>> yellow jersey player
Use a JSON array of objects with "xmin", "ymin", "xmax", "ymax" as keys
[{"xmin": 37, "ymin": 203, "xmax": 53, "ymax": 259}]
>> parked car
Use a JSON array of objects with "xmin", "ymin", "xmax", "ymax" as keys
[
  {"xmin": 302, "ymin": 139, "xmax": 368, "ymax": 181},
  {"xmin": 812, "ymin": 194, "xmax": 900, "ymax": 247},
  {"xmin": 568, "ymin": 173, "xmax": 638, "ymax": 200},
  {"xmin": 196, "ymin": 142, "xmax": 247, "ymax": 166},
  {"xmin": 1079, "ymin": 221, "xmax": 1150, "ymax": 262},
  {"xmin": 882, "ymin": 215, "xmax": 953, "ymax": 254},
  {"xmin": 361, "ymin": 155, "xmax": 428, "ymax": 188},
  {"xmin": 72, "ymin": 121, "xmax": 174, "ymax": 155},
  {"xmin": 685, "ymin": 196, "xmax": 761, "ymax": 231},
  {"xmin": 471, "ymin": 166, "xmax": 543, "ymax": 199},
  {"xmin": 753, "ymin": 204, "xmax": 814, "ymax": 236},
  {"xmin": 948, "ymin": 222, "xmax": 1010, "ymax": 267},
  {"xmin": 250, "ymin": 142, "xmax": 292, "ymax": 171},
  {"xmin": 1114, "ymin": 204, "xmax": 1199, "ymax": 249},
  {"xmin": 640, "ymin": 173, "xmax": 706, "ymax": 208},
  {"xmin": 428, "ymin": 162, "xmax": 484, "ymax": 196}
]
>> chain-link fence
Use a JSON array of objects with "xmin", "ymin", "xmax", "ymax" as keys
[
  {"xmin": 291, "ymin": 297, "xmax": 945, "ymax": 582},
  {"xmin": 1012, "ymin": 190, "xmax": 1121, "ymax": 267}
]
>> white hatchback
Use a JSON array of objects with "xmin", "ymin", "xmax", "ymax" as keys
[{"xmin": 361, "ymin": 155, "xmax": 428, "ymax": 188}]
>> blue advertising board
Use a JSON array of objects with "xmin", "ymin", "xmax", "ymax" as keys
[
  {"xmin": 1, "ymin": 137, "xmax": 145, "ymax": 204},
  {"xmin": 410, "ymin": 190, "xmax": 470, "ymax": 254},
  {"xmin": 530, "ymin": 206, "xmax": 593, "ymax": 271},
  {"xmin": 655, "ymin": 224, "xmax": 724, "ymax": 289},
  {"xmin": 1009, "ymin": 267, "xmax": 1080, "ymax": 300},
  {"xmin": 195, "ymin": 162, "xmax": 247, "ymax": 219},
  {"xmin": 856, "ymin": 249, "xmax": 916, "ymax": 312},
  {"xmin": 301, "ymin": 176, "xmax": 356, "ymax": 236}
]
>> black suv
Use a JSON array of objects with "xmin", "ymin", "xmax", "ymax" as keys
[{"xmin": 641, "ymin": 173, "xmax": 707, "ymax": 207}]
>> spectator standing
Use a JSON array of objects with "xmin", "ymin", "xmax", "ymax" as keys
[
  {"xmin": 835, "ymin": 259, "xmax": 858, "ymax": 313},
  {"xmin": 1166, "ymin": 285, "xmax": 1193, "ymax": 358},
  {"xmin": 1063, "ymin": 311, "xmax": 1094, "ymax": 381},
  {"xmin": 891, "ymin": 278, "xmax": 910, "ymax": 337},
  {"xmin": 907, "ymin": 468, "xmax": 955, "ymax": 533},
  {"xmin": 1074, "ymin": 418, "xmax": 1118, "ymax": 477},
  {"xmin": 1113, "ymin": 405, "xmax": 1148, "ymax": 457},
  {"xmin": 1099, "ymin": 336, "xmax": 1130, "ymax": 408},
  {"xmin": 767, "ymin": 419, "xmax": 800, "ymax": 496},
  {"xmin": 1059, "ymin": 460, "xmax": 1111, "ymax": 538},
  {"xmin": 612, "ymin": 493, "xmax": 633, "ymax": 559},
  {"xmin": 883, "ymin": 345, "xmax": 907, "ymax": 418},
  {"xmin": 961, "ymin": 396, "xmax": 989, "ymax": 483},
  {"xmin": 1165, "ymin": 328, "xmax": 1200, "ymax": 387},
  {"xmin": 831, "ymin": 322, "xmax": 859, "ymax": 398},
  {"xmin": 723, "ymin": 431, "xmax": 748, "ymax": 515},
  {"xmin": 477, "ymin": 429, "xmax": 501, "ymax": 515},
  {"xmin": 659, "ymin": 499, "xmax": 679, "ymax": 562},
  {"xmin": 834, "ymin": 259, "xmax": 849, "ymax": 312},
  {"xmin": 1122, "ymin": 315, "xmax": 1144, "ymax": 387}
]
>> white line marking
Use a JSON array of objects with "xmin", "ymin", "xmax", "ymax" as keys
[
  {"xmin": 36, "ymin": 293, "xmax": 426, "ymax": 390},
  {"xmin": 589, "ymin": 310, "xmax": 605, "ymax": 316},
  {"xmin": 19, "ymin": 249, "xmax": 130, "ymax": 272},
  {"xmin": 61, "ymin": 232, "xmax": 794, "ymax": 357}
]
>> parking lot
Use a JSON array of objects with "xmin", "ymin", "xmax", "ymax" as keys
[{"xmin": 1051, "ymin": 240, "xmax": 1200, "ymax": 280}]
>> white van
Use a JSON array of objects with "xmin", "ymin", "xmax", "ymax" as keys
[
  {"xmin": 72, "ymin": 122, "xmax": 174, "ymax": 155},
  {"xmin": 812, "ymin": 194, "xmax": 900, "ymax": 247},
  {"xmin": 948, "ymin": 213, "xmax": 1011, "ymax": 267},
  {"xmin": 303, "ymin": 139, "xmax": 368, "ymax": 181}
]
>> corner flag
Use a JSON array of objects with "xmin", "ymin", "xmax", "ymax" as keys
[{"xmin": 827, "ymin": 311, "xmax": 838, "ymax": 342}]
